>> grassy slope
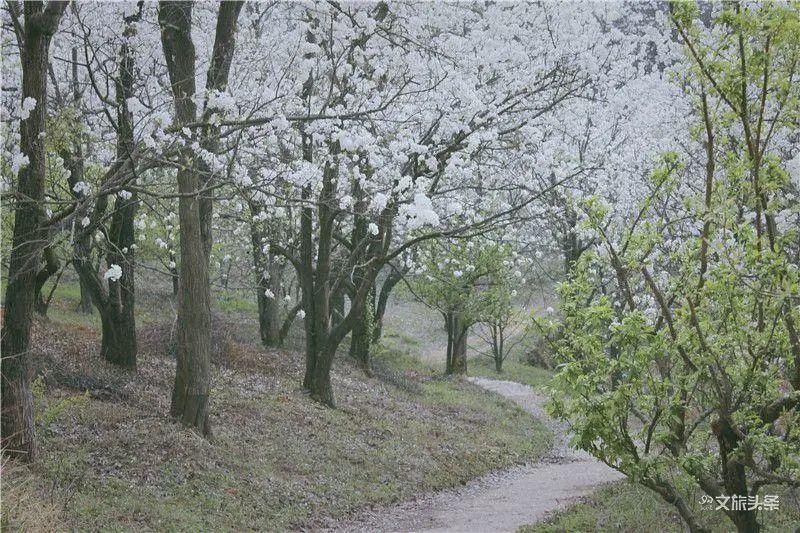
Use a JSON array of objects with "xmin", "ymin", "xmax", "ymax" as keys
[
  {"xmin": 2, "ymin": 283, "xmax": 551, "ymax": 531},
  {"xmin": 519, "ymin": 482, "xmax": 687, "ymax": 533},
  {"xmin": 521, "ymin": 480, "xmax": 800, "ymax": 533}
]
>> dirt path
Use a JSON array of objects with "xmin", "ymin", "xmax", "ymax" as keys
[{"xmin": 328, "ymin": 377, "xmax": 623, "ymax": 533}]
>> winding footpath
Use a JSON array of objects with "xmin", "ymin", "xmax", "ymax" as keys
[{"xmin": 329, "ymin": 377, "xmax": 623, "ymax": 533}]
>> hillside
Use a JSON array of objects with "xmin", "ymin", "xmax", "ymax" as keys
[{"xmin": 2, "ymin": 287, "xmax": 550, "ymax": 531}]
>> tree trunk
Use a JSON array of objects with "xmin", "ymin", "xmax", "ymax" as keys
[
  {"xmin": 99, "ymin": 307, "xmax": 137, "ymax": 368},
  {"xmin": 0, "ymin": 371, "xmax": 36, "ymax": 462},
  {"xmin": 33, "ymin": 246, "xmax": 60, "ymax": 315},
  {"xmin": 251, "ymin": 224, "xmax": 283, "ymax": 346},
  {"xmin": 301, "ymin": 314, "xmax": 318, "ymax": 386},
  {"xmin": 169, "ymin": 248, "xmax": 179, "ymax": 296},
  {"xmin": 445, "ymin": 313, "xmax": 454, "ymax": 373},
  {"xmin": 562, "ymin": 205, "xmax": 582, "ymax": 274},
  {"xmin": 276, "ymin": 303, "xmax": 301, "ymax": 346},
  {"xmin": 256, "ymin": 279, "xmax": 282, "ymax": 346},
  {"xmin": 99, "ymin": 14, "xmax": 140, "ymax": 368},
  {"xmin": 447, "ymin": 312, "xmax": 468, "ymax": 375},
  {"xmin": 160, "ymin": 1, "xmax": 213, "ymax": 436},
  {"xmin": 67, "ymin": 45, "xmax": 94, "ymax": 317},
  {"xmin": 452, "ymin": 331, "xmax": 468, "ymax": 375},
  {"xmin": 310, "ymin": 345, "xmax": 336, "ymax": 407},
  {"xmin": 713, "ymin": 417, "xmax": 760, "ymax": 533},
  {"xmin": 198, "ymin": 0, "xmax": 244, "ymax": 262},
  {"xmin": 372, "ymin": 268, "xmax": 402, "ymax": 343},
  {"xmin": 170, "ymin": 207, "xmax": 213, "ymax": 433},
  {"xmin": 492, "ymin": 323, "xmax": 504, "ymax": 372},
  {"xmin": 343, "ymin": 173, "xmax": 373, "ymax": 371},
  {"xmin": 264, "ymin": 258, "xmax": 284, "ymax": 344},
  {"xmin": 77, "ymin": 273, "xmax": 94, "ymax": 313},
  {"xmin": 256, "ymin": 285, "xmax": 277, "ymax": 345},
  {"xmin": 73, "ymin": 249, "xmax": 138, "ymax": 369},
  {"xmin": 731, "ymin": 512, "xmax": 759, "ymax": 533},
  {"xmin": 349, "ymin": 309, "xmax": 371, "ymax": 371},
  {"xmin": 331, "ymin": 287, "xmax": 345, "ymax": 329},
  {"xmin": 1, "ymin": 0, "xmax": 67, "ymax": 463},
  {"xmin": 70, "ymin": 11, "xmax": 141, "ymax": 369},
  {"xmin": 299, "ymin": 130, "xmax": 318, "ymax": 390},
  {"xmin": 304, "ymin": 164, "xmax": 336, "ymax": 398}
]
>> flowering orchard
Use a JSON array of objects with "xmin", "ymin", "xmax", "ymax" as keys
[{"xmin": 1, "ymin": 2, "xmax": 798, "ymax": 531}]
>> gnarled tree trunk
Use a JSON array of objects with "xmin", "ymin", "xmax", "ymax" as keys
[
  {"xmin": 102, "ymin": 12, "xmax": 140, "ymax": 368},
  {"xmin": 33, "ymin": 245, "xmax": 60, "ymax": 315},
  {"xmin": 1, "ymin": 0, "xmax": 67, "ymax": 463},
  {"xmin": 69, "ymin": 13, "xmax": 141, "ymax": 370}
]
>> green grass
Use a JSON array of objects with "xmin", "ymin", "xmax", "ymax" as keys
[
  {"xmin": 469, "ymin": 355, "xmax": 554, "ymax": 390},
  {"xmin": 520, "ymin": 480, "xmax": 800, "ymax": 533},
  {"xmin": 217, "ymin": 290, "xmax": 258, "ymax": 314},
  {"xmin": 373, "ymin": 341, "xmax": 437, "ymax": 373},
  {"xmin": 383, "ymin": 329, "xmax": 423, "ymax": 347},
  {"xmin": 519, "ymin": 482, "xmax": 686, "ymax": 533}
]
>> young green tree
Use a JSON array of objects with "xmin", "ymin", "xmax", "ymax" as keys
[
  {"xmin": 547, "ymin": 3, "xmax": 800, "ymax": 532},
  {"xmin": 474, "ymin": 248, "xmax": 520, "ymax": 372},
  {"xmin": 413, "ymin": 238, "xmax": 514, "ymax": 375}
]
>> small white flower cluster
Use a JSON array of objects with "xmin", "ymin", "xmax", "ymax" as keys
[
  {"xmin": 370, "ymin": 192, "xmax": 388, "ymax": 213},
  {"xmin": 10, "ymin": 150, "xmax": 29, "ymax": 175},
  {"xmin": 399, "ymin": 193, "xmax": 439, "ymax": 230},
  {"xmin": 19, "ymin": 97, "xmax": 36, "ymax": 120},
  {"xmin": 72, "ymin": 181, "xmax": 91, "ymax": 196},
  {"xmin": 104, "ymin": 264, "xmax": 123, "ymax": 282}
]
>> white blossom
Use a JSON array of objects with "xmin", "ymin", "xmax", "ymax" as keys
[
  {"xmin": 104, "ymin": 264, "xmax": 123, "ymax": 282},
  {"xmin": 370, "ymin": 193, "xmax": 389, "ymax": 212},
  {"xmin": 73, "ymin": 181, "xmax": 91, "ymax": 196},
  {"xmin": 10, "ymin": 151, "xmax": 29, "ymax": 174},
  {"xmin": 19, "ymin": 97, "xmax": 36, "ymax": 120}
]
